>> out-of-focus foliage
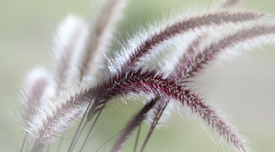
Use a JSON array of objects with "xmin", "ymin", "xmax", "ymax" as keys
[{"xmin": 1, "ymin": 0, "xmax": 275, "ymax": 151}]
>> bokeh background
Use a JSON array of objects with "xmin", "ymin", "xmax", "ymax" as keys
[{"xmin": 1, "ymin": 0, "xmax": 275, "ymax": 151}]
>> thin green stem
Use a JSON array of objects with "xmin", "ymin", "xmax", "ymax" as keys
[
  {"xmin": 20, "ymin": 133, "xmax": 27, "ymax": 152},
  {"xmin": 79, "ymin": 107, "xmax": 104, "ymax": 152},
  {"xmin": 133, "ymin": 125, "xmax": 141, "ymax": 152},
  {"xmin": 95, "ymin": 131, "xmax": 122, "ymax": 152},
  {"xmin": 140, "ymin": 100, "xmax": 168, "ymax": 152},
  {"xmin": 68, "ymin": 101, "xmax": 92, "ymax": 152}
]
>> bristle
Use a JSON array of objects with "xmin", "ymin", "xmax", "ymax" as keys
[
  {"xmin": 53, "ymin": 15, "xmax": 89, "ymax": 91},
  {"xmin": 139, "ymin": 98, "xmax": 169, "ymax": 152},
  {"xmin": 88, "ymin": 69, "xmax": 248, "ymax": 151},
  {"xmin": 181, "ymin": 25, "xmax": 275, "ymax": 80},
  {"xmin": 19, "ymin": 1, "xmax": 275, "ymax": 152},
  {"xmin": 26, "ymin": 87, "xmax": 93, "ymax": 151},
  {"xmin": 21, "ymin": 67, "xmax": 54, "ymax": 125},
  {"xmin": 111, "ymin": 97, "xmax": 158, "ymax": 152},
  {"xmin": 171, "ymin": 34, "xmax": 206, "ymax": 80},
  {"xmin": 222, "ymin": 0, "xmax": 241, "ymax": 8},
  {"xmin": 79, "ymin": 0, "xmax": 129, "ymax": 83},
  {"xmin": 109, "ymin": 11, "xmax": 265, "ymax": 74},
  {"xmin": 182, "ymin": 91, "xmax": 248, "ymax": 152},
  {"xmin": 147, "ymin": 98, "xmax": 168, "ymax": 125}
]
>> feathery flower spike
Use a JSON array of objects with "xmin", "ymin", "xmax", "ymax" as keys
[
  {"xmin": 87, "ymin": 10, "xmax": 265, "ymax": 120},
  {"xmin": 19, "ymin": 1, "xmax": 275, "ymax": 152},
  {"xmin": 79, "ymin": 0, "xmax": 128, "ymax": 82},
  {"xmin": 53, "ymin": 15, "xmax": 89, "ymax": 90}
]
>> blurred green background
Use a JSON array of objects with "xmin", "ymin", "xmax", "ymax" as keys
[{"xmin": 1, "ymin": 0, "xmax": 275, "ymax": 151}]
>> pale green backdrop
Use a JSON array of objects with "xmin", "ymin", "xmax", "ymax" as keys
[{"xmin": 1, "ymin": 0, "xmax": 275, "ymax": 151}]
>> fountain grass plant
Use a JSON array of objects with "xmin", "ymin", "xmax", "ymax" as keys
[{"xmin": 19, "ymin": 0, "xmax": 275, "ymax": 151}]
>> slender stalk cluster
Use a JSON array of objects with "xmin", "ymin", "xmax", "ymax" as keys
[{"xmin": 19, "ymin": 0, "xmax": 275, "ymax": 152}]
